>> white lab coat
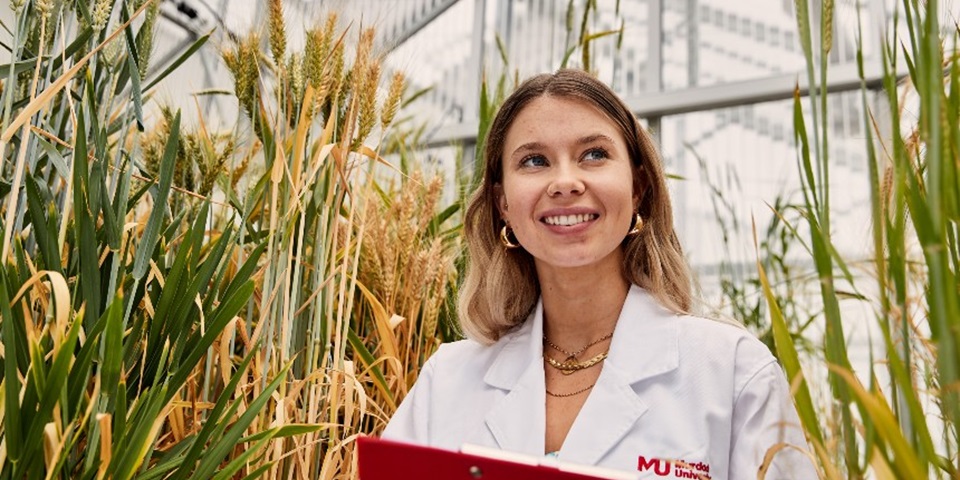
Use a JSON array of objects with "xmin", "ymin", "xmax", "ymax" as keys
[{"xmin": 383, "ymin": 285, "xmax": 818, "ymax": 479}]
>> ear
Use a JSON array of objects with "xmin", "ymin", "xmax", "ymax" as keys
[{"xmin": 494, "ymin": 183, "xmax": 509, "ymax": 223}]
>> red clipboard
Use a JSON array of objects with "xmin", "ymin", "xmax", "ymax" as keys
[{"xmin": 357, "ymin": 436, "xmax": 638, "ymax": 480}]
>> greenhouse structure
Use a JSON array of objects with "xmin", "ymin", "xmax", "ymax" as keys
[{"xmin": 0, "ymin": 0, "xmax": 957, "ymax": 478}]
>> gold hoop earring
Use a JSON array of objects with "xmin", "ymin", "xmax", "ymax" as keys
[
  {"xmin": 500, "ymin": 225, "xmax": 520, "ymax": 249},
  {"xmin": 627, "ymin": 213, "xmax": 644, "ymax": 236}
]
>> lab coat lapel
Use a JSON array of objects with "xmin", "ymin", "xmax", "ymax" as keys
[
  {"xmin": 560, "ymin": 285, "xmax": 680, "ymax": 466},
  {"xmin": 482, "ymin": 301, "xmax": 546, "ymax": 455}
]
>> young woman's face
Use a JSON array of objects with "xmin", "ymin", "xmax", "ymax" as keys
[{"xmin": 496, "ymin": 95, "xmax": 638, "ymax": 272}]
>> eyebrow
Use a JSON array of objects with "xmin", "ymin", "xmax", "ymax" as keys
[
  {"xmin": 510, "ymin": 142, "xmax": 547, "ymax": 158},
  {"xmin": 509, "ymin": 134, "xmax": 617, "ymax": 158},
  {"xmin": 577, "ymin": 133, "xmax": 616, "ymax": 146}
]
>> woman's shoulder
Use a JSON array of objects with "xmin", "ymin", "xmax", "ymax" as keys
[
  {"xmin": 424, "ymin": 335, "xmax": 511, "ymax": 374},
  {"xmin": 629, "ymin": 287, "xmax": 773, "ymax": 364},
  {"xmin": 430, "ymin": 337, "xmax": 492, "ymax": 363},
  {"xmin": 673, "ymin": 312, "xmax": 753, "ymax": 340},
  {"xmin": 430, "ymin": 315, "xmax": 536, "ymax": 365},
  {"xmin": 672, "ymin": 313, "xmax": 779, "ymax": 375}
]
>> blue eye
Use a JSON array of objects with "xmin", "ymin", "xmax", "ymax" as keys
[
  {"xmin": 521, "ymin": 155, "xmax": 548, "ymax": 168},
  {"xmin": 582, "ymin": 148, "xmax": 609, "ymax": 162}
]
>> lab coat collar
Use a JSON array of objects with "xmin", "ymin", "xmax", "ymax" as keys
[
  {"xmin": 605, "ymin": 284, "xmax": 680, "ymax": 384},
  {"xmin": 482, "ymin": 286, "xmax": 680, "ymax": 462},
  {"xmin": 482, "ymin": 285, "xmax": 678, "ymax": 388},
  {"xmin": 560, "ymin": 284, "xmax": 680, "ymax": 465},
  {"xmin": 482, "ymin": 301, "xmax": 546, "ymax": 455}
]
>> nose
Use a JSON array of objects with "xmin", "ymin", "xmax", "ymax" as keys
[{"xmin": 547, "ymin": 163, "xmax": 585, "ymax": 197}]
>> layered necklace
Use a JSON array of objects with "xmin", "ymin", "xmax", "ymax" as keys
[{"xmin": 543, "ymin": 331, "xmax": 614, "ymax": 397}]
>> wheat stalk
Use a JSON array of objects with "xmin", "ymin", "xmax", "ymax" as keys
[{"xmin": 268, "ymin": 0, "xmax": 287, "ymax": 68}]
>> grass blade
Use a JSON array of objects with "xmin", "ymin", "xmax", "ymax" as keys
[
  {"xmin": 143, "ymin": 32, "xmax": 211, "ymax": 93},
  {"xmin": 24, "ymin": 175, "xmax": 62, "ymax": 273},
  {"xmin": 132, "ymin": 110, "xmax": 180, "ymax": 281},
  {"xmin": 189, "ymin": 362, "xmax": 293, "ymax": 479},
  {"xmin": 0, "ymin": 265, "xmax": 23, "ymax": 462}
]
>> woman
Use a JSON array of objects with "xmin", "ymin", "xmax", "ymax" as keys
[{"xmin": 383, "ymin": 69, "xmax": 815, "ymax": 479}]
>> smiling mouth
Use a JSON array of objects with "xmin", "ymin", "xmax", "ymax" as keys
[{"xmin": 542, "ymin": 213, "xmax": 599, "ymax": 226}]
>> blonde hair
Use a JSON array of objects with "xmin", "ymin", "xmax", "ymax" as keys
[{"xmin": 458, "ymin": 69, "xmax": 692, "ymax": 344}]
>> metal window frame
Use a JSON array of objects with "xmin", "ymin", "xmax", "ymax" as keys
[
  {"xmin": 421, "ymin": 1, "xmax": 892, "ymax": 149},
  {"xmin": 423, "ymin": 59, "xmax": 889, "ymax": 148}
]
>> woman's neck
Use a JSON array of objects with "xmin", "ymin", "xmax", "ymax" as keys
[{"xmin": 537, "ymin": 262, "xmax": 631, "ymax": 348}]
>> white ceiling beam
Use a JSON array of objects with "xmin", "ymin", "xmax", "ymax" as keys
[{"xmin": 421, "ymin": 60, "xmax": 893, "ymax": 148}]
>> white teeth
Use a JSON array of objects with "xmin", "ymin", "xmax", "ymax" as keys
[{"xmin": 544, "ymin": 214, "xmax": 597, "ymax": 226}]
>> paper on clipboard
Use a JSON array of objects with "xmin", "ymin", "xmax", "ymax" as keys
[{"xmin": 357, "ymin": 436, "xmax": 640, "ymax": 479}]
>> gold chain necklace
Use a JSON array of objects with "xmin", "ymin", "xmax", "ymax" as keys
[
  {"xmin": 543, "ymin": 331, "xmax": 612, "ymax": 396},
  {"xmin": 543, "ymin": 332, "xmax": 614, "ymax": 358},
  {"xmin": 546, "ymin": 383, "xmax": 595, "ymax": 398},
  {"xmin": 544, "ymin": 351, "xmax": 608, "ymax": 375}
]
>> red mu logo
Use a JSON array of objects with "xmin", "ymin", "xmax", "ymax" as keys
[{"xmin": 638, "ymin": 456, "xmax": 712, "ymax": 479}]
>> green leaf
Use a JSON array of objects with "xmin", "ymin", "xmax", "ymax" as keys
[
  {"xmin": 125, "ymin": 49, "xmax": 145, "ymax": 131},
  {"xmin": 112, "ymin": 150, "xmax": 136, "ymax": 227},
  {"xmin": 474, "ymin": 73, "xmax": 495, "ymax": 190},
  {"xmin": 140, "ymin": 226, "xmax": 193, "ymax": 382},
  {"xmin": 166, "ymin": 344, "xmax": 260, "ymax": 480},
  {"xmin": 221, "ymin": 241, "xmax": 266, "ymax": 303},
  {"xmin": 208, "ymin": 436, "xmax": 272, "ymax": 480},
  {"xmin": 18, "ymin": 307, "xmax": 84, "ymax": 473},
  {"xmin": 830, "ymin": 366, "xmax": 927, "ymax": 479},
  {"xmin": 74, "ymin": 110, "xmax": 103, "ymax": 321},
  {"xmin": 24, "ymin": 175, "xmax": 62, "ymax": 273},
  {"xmin": 792, "ymin": 92, "xmax": 819, "ymax": 214},
  {"xmin": 878, "ymin": 309, "xmax": 936, "ymax": 467},
  {"xmin": 0, "ymin": 57, "xmax": 48, "ymax": 76},
  {"xmin": 237, "ymin": 463, "xmax": 274, "ymax": 480},
  {"xmin": 120, "ymin": 1, "xmax": 144, "ymax": 131},
  {"xmin": 348, "ymin": 328, "xmax": 394, "ymax": 407},
  {"xmin": 190, "ymin": 362, "xmax": 293, "ymax": 479},
  {"xmin": 49, "ymin": 28, "xmax": 94, "ymax": 71},
  {"xmin": 101, "ymin": 295, "xmax": 125, "ymax": 403},
  {"xmin": 133, "ymin": 110, "xmax": 180, "ymax": 280},
  {"xmin": 426, "ymin": 202, "xmax": 461, "ymax": 238},
  {"xmin": 97, "ymin": 161, "xmax": 121, "ymax": 250},
  {"xmin": 134, "ymin": 439, "xmax": 192, "ymax": 480},
  {"xmin": 143, "ymin": 32, "xmax": 211, "ymax": 92},
  {"xmin": 194, "ymin": 222, "xmax": 232, "ymax": 300},
  {"xmin": 560, "ymin": 44, "xmax": 578, "ymax": 69},
  {"xmin": 0, "ymin": 266, "xmax": 23, "ymax": 462},
  {"xmin": 115, "ymin": 380, "xmax": 128, "ymax": 457},
  {"xmin": 166, "ymin": 281, "xmax": 255, "ymax": 398},
  {"xmin": 67, "ymin": 308, "xmax": 100, "ymax": 415},
  {"xmin": 241, "ymin": 424, "xmax": 325, "ymax": 443},
  {"xmin": 755, "ymin": 244, "xmax": 823, "ymax": 446},
  {"xmin": 110, "ymin": 386, "xmax": 170, "ymax": 480}
]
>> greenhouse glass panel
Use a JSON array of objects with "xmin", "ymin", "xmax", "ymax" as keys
[
  {"xmin": 662, "ymin": 0, "xmax": 881, "ymax": 90},
  {"xmin": 658, "ymin": 91, "xmax": 873, "ymax": 272}
]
